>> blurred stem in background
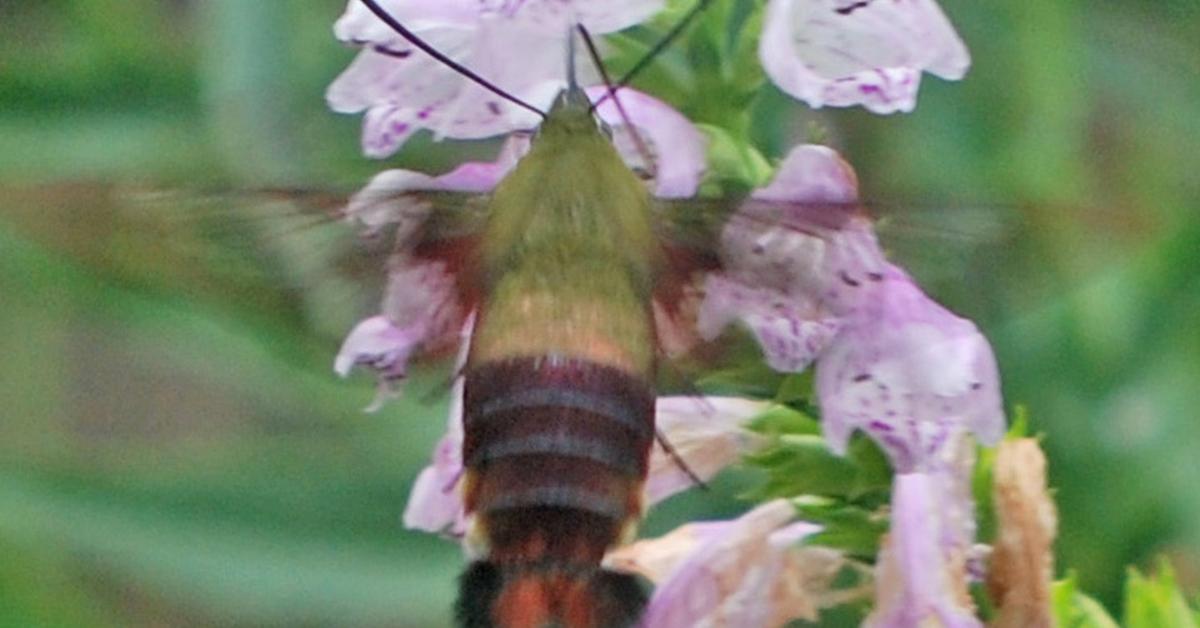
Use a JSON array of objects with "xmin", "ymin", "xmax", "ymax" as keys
[{"xmin": 200, "ymin": 1, "xmax": 303, "ymax": 185}]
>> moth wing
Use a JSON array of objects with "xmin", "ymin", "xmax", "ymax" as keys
[
  {"xmin": 648, "ymin": 195, "xmax": 1021, "ymax": 396},
  {"xmin": 0, "ymin": 182, "xmax": 491, "ymax": 354}
]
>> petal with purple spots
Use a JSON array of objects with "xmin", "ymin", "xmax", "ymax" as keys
[
  {"xmin": 759, "ymin": 0, "xmax": 970, "ymax": 114},
  {"xmin": 816, "ymin": 265, "xmax": 1005, "ymax": 468}
]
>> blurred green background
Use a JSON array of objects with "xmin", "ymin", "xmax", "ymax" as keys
[{"xmin": 0, "ymin": 1, "xmax": 1197, "ymax": 625}]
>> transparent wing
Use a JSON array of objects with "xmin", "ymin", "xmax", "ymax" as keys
[
  {"xmin": 0, "ymin": 182, "xmax": 490, "ymax": 344},
  {"xmin": 650, "ymin": 195, "xmax": 1027, "ymax": 396}
]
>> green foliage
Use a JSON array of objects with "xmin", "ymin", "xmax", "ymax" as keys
[
  {"xmin": 742, "ymin": 405, "xmax": 890, "ymax": 559},
  {"xmin": 1053, "ymin": 572, "xmax": 1122, "ymax": 628},
  {"xmin": 1053, "ymin": 563, "xmax": 1200, "ymax": 628},
  {"xmin": 1124, "ymin": 561, "xmax": 1200, "ymax": 628}
]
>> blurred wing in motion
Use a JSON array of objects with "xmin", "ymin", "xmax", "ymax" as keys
[
  {"xmin": 0, "ymin": 182, "xmax": 492, "ymax": 347},
  {"xmin": 0, "ymin": 180, "xmax": 1025, "ymax": 400}
]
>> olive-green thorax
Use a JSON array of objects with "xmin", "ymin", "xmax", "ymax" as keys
[{"xmin": 469, "ymin": 95, "xmax": 659, "ymax": 376}]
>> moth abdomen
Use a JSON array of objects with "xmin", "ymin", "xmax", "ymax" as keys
[{"xmin": 459, "ymin": 357, "xmax": 654, "ymax": 627}]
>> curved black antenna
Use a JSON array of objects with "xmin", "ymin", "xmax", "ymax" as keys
[
  {"xmin": 577, "ymin": 25, "xmax": 657, "ymax": 181},
  {"xmin": 591, "ymin": 0, "xmax": 714, "ymax": 108},
  {"xmin": 356, "ymin": 0, "xmax": 546, "ymax": 119}
]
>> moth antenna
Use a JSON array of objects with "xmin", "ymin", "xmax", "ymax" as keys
[
  {"xmin": 592, "ymin": 0, "xmax": 714, "ymax": 108},
  {"xmin": 356, "ymin": 0, "xmax": 546, "ymax": 119},
  {"xmin": 577, "ymin": 24, "xmax": 658, "ymax": 182}
]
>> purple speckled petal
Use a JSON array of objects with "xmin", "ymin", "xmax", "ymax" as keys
[
  {"xmin": 380, "ymin": 257, "xmax": 465, "ymax": 353},
  {"xmin": 759, "ymin": 0, "xmax": 970, "ymax": 114},
  {"xmin": 698, "ymin": 275, "xmax": 842, "ymax": 372},
  {"xmin": 587, "ymin": 86, "xmax": 707, "ymax": 198},
  {"xmin": 727, "ymin": 145, "xmax": 886, "ymax": 306},
  {"xmin": 329, "ymin": 0, "xmax": 668, "ymax": 156},
  {"xmin": 699, "ymin": 144, "xmax": 887, "ymax": 370},
  {"xmin": 865, "ymin": 473, "xmax": 982, "ymax": 628},
  {"xmin": 334, "ymin": 258, "xmax": 466, "ymax": 412},
  {"xmin": 333, "ymin": 315, "xmax": 424, "ymax": 411},
  {"xmin": 815, "ymin": 264, "xmax": 1005, "ymax": 468}
]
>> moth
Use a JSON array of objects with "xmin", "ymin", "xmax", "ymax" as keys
[{"xmin": 0, "ymin": 2, "xmax": 1017, "ymax": 627}]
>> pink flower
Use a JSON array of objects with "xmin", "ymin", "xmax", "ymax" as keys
[
  {"xmin": 759, "ymin": 0, "xmax": 971, "ymax": 114},
  {"xmin": 333, "ymin": 257, "xmax": 465, "ymax": 411},
  {"xmin": 328, "ymin": 0, "xmax": 666, "ymax": 157},
  {"xmin": 816, "ymin": 264, "xmax": 1005, "ymax": 471},
  {"xmin": 401, "ymin": 395, "xmax": 768, "ymax": 537},
  {"xmin": 606, "ymin": 499, "xmax": 849, "ymax": 627},
  {"xmin": 334, "ymin": 315, "xmax": 427, "ymax": 412},
  {"xmin": 696, "ymin": 144, "xmax": 875, "ymax": 377},
  {"xmin": 701, "ymin": 144, "xmax": 1004, "ymax": 471}
]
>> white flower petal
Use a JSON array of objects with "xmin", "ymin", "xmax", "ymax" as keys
[
  {"xmin": 478, "ymin": 0, "xmax": 665, "ymax": 34},
  {"xmin": 612, "ymin": 500, "xmax": 836, "ymax": 628},
  {"xmin": 760, "ymin": 0, "xmax": 970, "ymax": 114},
  {"xmin": 646, "ymin": 396, "xmax": 769, "ymax": 504},
  {"xmin": 345, "ymin": 135, "xmax": 528, "ymax": 236}
]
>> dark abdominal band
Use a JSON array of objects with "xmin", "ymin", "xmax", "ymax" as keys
[{"xmin": 462, "ymin": 356, "xmax": 656, "ymax": 566}]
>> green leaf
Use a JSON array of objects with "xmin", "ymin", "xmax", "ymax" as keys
[
  {"xmin": 1123, "ymin": 560, "xmax": 1199, "ymax": 628},
  {"xmin": 696, "ymin": 123, "xmax": 773, "ymax": 192},
  {"xmin": 1052, "ymin": 572, "xmax": 1120, "ymax": 628},
  {"xmin": 742, "ymin": 409, "xmax": 892, "ymax": 502},
  {"xmin": 793, "ymin": 496, "xmax": 887, "ymax": 560},
  {"xmin": 746, "ymin": 403, "xmax": 820, "ymax": 436}
]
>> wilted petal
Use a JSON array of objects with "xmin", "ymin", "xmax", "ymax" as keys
[
  {"xmin": 587, "ymin": 86, "xmax": 707, "ymax": 198},
  {"xmin": 987, "ymin": 439, "xmax": 1057, "ymax": 628},
  {"xmin": 866, "ymin": 473, "xmax": 980, "ymax": 628},
  {"xmin": 815, "ymin": 264, "xmax": 1004, "ymax": 469},
  {"xmin": 759, "ymin": 0, "xmax": 970, "ymax": 114},
  {"xmin": 609, "ymin": 500, "xmax": 842, "ymax": 627},
  {"xmin": 646, "ymin": 396, "xmax": 769, "ymax": 504}
]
